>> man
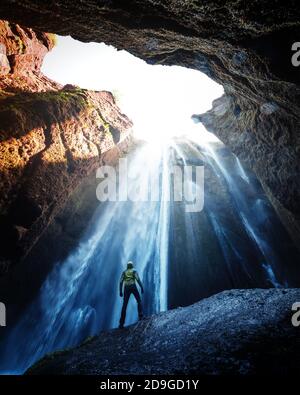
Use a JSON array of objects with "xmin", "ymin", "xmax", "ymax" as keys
[{"xmin": 119, "ymin": 261, "xmax": 144, "ymax": 329}]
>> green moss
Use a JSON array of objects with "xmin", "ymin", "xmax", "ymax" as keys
[
  {"xmin": 47, "ymin": 33, "xmax": 58, "ymax": 47},
  {"xmin": 0, "ymin": 89, "xmax": 88, "ymax": 110},
  {"xmin": 14, "ymin": 36, "xmax": 25, "ymax": 54},
  {"xmin": 103, "ymin": 122, "xmax": 111, "ymax": 134},
  {"xmin": 40, "ymin": 90, "xmax": 85, "ymax": 102}
]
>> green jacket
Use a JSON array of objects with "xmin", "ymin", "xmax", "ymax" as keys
[{"xmin": 120, "ymin": 269, "xmax": 143, "ymax": 293}]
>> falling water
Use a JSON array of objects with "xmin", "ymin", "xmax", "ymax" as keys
[
  {"xmin": 1, "ymin": 126, "xmax": 300, "ymax": 374},
  {"xmin": 0, "ymin": 143, "xmax": 171, "ymax": 373}
]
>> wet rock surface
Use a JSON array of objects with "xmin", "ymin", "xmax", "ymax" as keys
[{"xmin": 27, "ymin": 289, "xmax": 300, "ymax": 375}]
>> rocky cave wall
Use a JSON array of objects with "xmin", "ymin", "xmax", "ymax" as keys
[
  {"xmin": 0, "ymin": 19, "xmax": 133, "ymax": 274},
  {"xmin": 0, "ymin": 0, "xmax": 298, "ymax": 247}
]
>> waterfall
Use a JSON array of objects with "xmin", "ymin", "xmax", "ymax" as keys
[
  {"xmin": 1, "ymin": 129, "xmax": 299, "ymax": 374},
  {"xmin": 0, "ymin": 143, "xmax": 172, "ymax": 373}
]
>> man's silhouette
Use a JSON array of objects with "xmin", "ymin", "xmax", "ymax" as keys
[{"xmin": 119, "ymin": 261, "xmax": 143, "ymax": 329}]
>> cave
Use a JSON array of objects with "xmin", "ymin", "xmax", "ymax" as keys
[{"xmin": 0, "ymin": 1, "xmax": 300, "ymax": 377}]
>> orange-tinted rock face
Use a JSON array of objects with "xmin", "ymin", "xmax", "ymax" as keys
[
  {"xmin": 0, "ymin": 20, "xmax": 53, "ymax": 72},
  {"xmin": 0, "ymin": 20, "xmax": 133, "ymax": 271},
  {"xmin": 0, "ymin": 20, "xmax": 59, "ymax": 92}
]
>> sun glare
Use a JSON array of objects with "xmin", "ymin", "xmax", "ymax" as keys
[{"xmin": 42, "ymin": 36, "xmax": 223, "ymax": 144}]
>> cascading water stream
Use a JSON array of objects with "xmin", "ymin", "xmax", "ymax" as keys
[
  {"xmin": 183, "ymin": 131, "xmax": 292, "ymax": 286},
  {"xmin": 0, "ymin": 143, "xmax": 171, "ymax": 373},
  {"xmin": 0, "ymin": 127, "xmax": 300, "ymax": 374}
]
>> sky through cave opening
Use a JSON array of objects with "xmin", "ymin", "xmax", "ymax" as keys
[{"xmin": 42, "ymin": 35, "xmax": 224, "ymax": 144}]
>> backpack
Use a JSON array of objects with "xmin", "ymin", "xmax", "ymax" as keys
[{"xmin": 123, "ymin": 269, "xmax": 136, "ymax": 285}]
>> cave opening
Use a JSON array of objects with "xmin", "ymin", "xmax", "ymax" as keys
[
  {"xmin": 0, "ymin": 0, "xmax": 299, "ymax": 376},
  {"xmin": 1, "ymin": 34, "xmax": 300, "ymax": 375},
  {"xmin": 42, "ymin": 35, "xmax": 223, "ymax": 144}
]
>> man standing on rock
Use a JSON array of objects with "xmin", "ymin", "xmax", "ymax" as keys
[{"xmin": 119, "ymin": 261, "xmax": 144, "ymax": 329}]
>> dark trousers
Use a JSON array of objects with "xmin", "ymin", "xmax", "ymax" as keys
[{"xmin": 120, "ymin": 284, "xmax": 143, "ymax": 326}]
